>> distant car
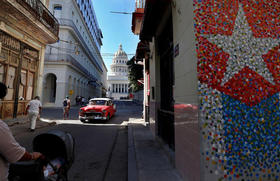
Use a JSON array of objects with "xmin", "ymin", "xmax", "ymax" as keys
[{"xmin": 79, "ymin": 98, "xmax": 116, "ymax": 122}]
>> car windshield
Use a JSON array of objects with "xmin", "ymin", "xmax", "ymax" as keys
[{"xmin": 89, "ymin": 100, "xmax": 106, "ymax": 105}]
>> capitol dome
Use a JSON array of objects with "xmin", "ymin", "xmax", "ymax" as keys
[
  {"xmin": 110, "ymin": 44, "xmax": 129, "ymax": 76},
  {"xmin": 107, "ymin": 44, "xmax": 129, "ymax": 100},
  {"xmin": 114, "ymin": 44, "xmax": 128, "ymax": 58}
]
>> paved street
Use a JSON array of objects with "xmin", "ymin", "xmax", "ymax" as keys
[{"xmin": 13, "ymin": 100, "xmax": 142, "ymax": 181}]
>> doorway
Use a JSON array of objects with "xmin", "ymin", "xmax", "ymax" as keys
[
  {"xmin": 45, "ymin": 73, "xmax": 57, "ymax": 103},
  {"xmin": 157, "ymin": 13, "xmax": 175, "ymax": 150}
]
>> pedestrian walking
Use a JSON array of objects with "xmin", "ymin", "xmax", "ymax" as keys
[
  {"xmin": 81, "ymin": 97, "xmax": 86, "ymax": 106},
  {"xmin": 0, "ymin": 82, "xmax": 42, "ymax": 181},
  {"xmin": 75, "ymin": 95, "xmax": 80, "ymax": 105},
  {"xmin": 25, "ymin": 96, "xmax": 42, "ymax": 132},
  {"xmin": 63, "ymin": 96, "xmax": 71, "ymax": 119}
]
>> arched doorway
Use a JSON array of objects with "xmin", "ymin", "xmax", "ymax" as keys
[{"xmin": 45, "ymin": 73, "xmax": 57, "ymax": 103}]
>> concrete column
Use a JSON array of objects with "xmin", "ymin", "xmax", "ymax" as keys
[
  {"xmin": 55, "ymin": 81, "xmax": 68, "ymax": 107},
  {"xmin": 36, "ymin": 46, "xmax": 46, "ymax": 98}
]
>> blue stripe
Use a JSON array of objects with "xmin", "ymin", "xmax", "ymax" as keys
[{"xmin": 222, "ymin": 93, "xmax": 280, "ymax": 172}]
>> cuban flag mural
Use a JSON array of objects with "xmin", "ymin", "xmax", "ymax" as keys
[{"xmin": 193, "ymin": 1, "xmax": 280, "ymax": 180}]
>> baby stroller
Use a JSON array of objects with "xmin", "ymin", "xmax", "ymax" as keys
[{"xmin": 9, "ymin": 130, "xmax": 75, "ymax": 181}]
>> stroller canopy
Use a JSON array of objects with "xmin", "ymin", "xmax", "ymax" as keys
[{"xmin": 33, "ymin": 130, "xmax": 75, "ymax": 168}]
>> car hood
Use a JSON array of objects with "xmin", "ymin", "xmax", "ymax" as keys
[{"xmin": 81, "ymin": 105, "xmax": 108, "ymax": 112}]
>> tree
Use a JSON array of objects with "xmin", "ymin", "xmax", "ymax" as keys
[{"xmin": 127, "ymin": 56, "xmax": 143, "ymax": 92}]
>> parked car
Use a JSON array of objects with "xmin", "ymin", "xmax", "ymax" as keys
[{"xmin": 79, "ymin": 98, "xmax": 116, "ymax": 122}]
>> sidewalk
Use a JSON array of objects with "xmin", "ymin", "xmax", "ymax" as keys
[
  {"xmin": 128, "ymin": 118, "xmax": 183, "ymax": 181},
  {"xmin": 4, "ymin": 117, "xmax": 56, "ymax": 136}
]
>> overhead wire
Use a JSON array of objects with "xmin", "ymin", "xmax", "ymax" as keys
[{"xmin": 48, "ymin": 45, "xmax": 135, "ymax": 57}]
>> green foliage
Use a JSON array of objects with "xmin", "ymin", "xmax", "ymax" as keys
[{"xmin": 127, "ymin": 56, "xmax": 143, "ymax": 92}]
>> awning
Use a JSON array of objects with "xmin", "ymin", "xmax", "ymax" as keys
[
  {"xmin": 131, "ymin": 8, "xmax": 144, "ymax": 35},
  {"xmin": 137, "ymin": 78, "xmax": 144, "ymax": 85},
  {"xmin": 135, "ymin": 40, "xmax": 150, "ymax": 62}
]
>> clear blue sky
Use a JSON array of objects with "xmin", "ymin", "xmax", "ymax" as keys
[{"xmin": 92, "ymin": 0, "xmax": 139, "ymax": 72}]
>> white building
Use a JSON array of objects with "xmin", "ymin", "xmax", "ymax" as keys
[
  {"xmin": 107, "ymin": 45, "xmax": 129, "ymax": 100},
  {"xmin": 42, "ymin": 0, "xmax": 107, "ymax": 107}
]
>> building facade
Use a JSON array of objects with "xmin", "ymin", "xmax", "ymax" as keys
[
  {"xmin": 0, "ymin": 0, "xmax": 59, "ymax": 120},
  {"xmin": 107, "ymin": 45, "xmax": 129, "ymax": 100},
  {"xmin": 134, "ymin": 0, "xmax": 280, "ymax": 181},
  {"xmin": 43, "ymin": 0, "xmax": 107, "ymax": 107}
]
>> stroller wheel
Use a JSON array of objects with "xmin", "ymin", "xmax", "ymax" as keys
[{"xmin": 58, "ymin": 175, "xmax": 67, "ymax": 181}]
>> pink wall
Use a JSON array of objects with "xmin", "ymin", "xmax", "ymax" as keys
[{"xmin": 174, "ymin": 103, "xmax": 200, "ymax": 181}]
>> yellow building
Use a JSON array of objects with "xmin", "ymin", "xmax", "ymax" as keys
[{"xmin": 0, "ymin": 0, "xmax": 59, "ymax": 120}]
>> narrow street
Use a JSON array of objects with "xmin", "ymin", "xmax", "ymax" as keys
[{"xmin": 14, "ymin": 100, "xmax": 142, "ymax": 181}]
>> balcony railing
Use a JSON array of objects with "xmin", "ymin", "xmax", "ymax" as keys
[
  {"xmin": 45, "ymin": 54, "xmax": 99, "ymax": 84},
  {"xmin": 136, "ymin": 0, "xmax": 145, "ymax": 9},
  {"xmin": 15, "ymin": 0, "xmax": 59, "ymax": 37},
  {"xmin": 59, "ymin": 18, "xmax": 103, "ymax": 72}
]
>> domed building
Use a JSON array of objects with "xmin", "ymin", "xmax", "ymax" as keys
[{"xmin": 107, "ymin": 44, "xmax": 129, "ymax": 99}]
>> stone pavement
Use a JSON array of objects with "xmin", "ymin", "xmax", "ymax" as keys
[{"xmin": 128, "ymin": 118, "xmax": 183, "ymax": 181}]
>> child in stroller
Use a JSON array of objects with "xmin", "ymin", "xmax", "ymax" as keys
[
  {"xmin": 43, "ymin": 157, "xmax": 65, "ymax": 180},
  {"xmin": 8, "ymin": 130, "xmax": 75, "ymax": 181}
]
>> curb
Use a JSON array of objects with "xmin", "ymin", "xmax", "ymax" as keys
[
  {"xmin": 4, "ymin": 117, "xmax": 29, "ymax": 127},
  {"xmin": 128, "ymin": 123, "xmax": 139, "ymax": 181},
  {"xmin": 4, "ymin": 117, "xmax": 56, "ymax": 128}
]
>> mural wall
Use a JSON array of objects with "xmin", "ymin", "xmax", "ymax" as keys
[{"xmin": 193, "ymin": 0, "xmax": 280, "ymax": 180}]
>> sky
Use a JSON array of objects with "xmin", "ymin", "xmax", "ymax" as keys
[{"xmin": 92, "ymin": 0, "xmax": 139, "ymax": 73}]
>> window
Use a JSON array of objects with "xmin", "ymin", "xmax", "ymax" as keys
[
  {"xmin": 0, "ymin": 63, "xmax": 4, "ymax": 82},
  {"xmin": 26, "ymin": 72, "xmax": 34, "ymax": 100},
  {"xmin": 54, "ymin": 5, "xmax": 62, "ymax": 10},
  {"xmin": 5, "ymin": 66, "xmax": 16, "ymax": 100},
  {"xmin": 53, "ymin": 5, "xmax": 62, "ymax": 19},
  {"xmin": 19, "ymin": 70, "xmax": 27, "ymax": 100}
]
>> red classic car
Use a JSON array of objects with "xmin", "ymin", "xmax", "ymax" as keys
[{"xmin": 79, "ymin": 98, "xmax": 116, "ymax": 122}]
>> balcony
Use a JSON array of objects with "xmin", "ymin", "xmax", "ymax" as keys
[
  {"xmin": 58, "ymin": 18, "xmax": 103, "ymax": 72},
  {"xmin": 0, "ymin": 0, "xmax": 59, "ymax": 44},
  {"xmin": 131, "ymin": 0, "xmax": 145, "ymax": 35},
  {"xmin": 45, "ymin": 53, "xmax": 98, "ymax": 84}
]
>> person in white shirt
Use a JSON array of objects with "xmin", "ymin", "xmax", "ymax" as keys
[
  {"xmin": 0, "ymin": 82, "xmax": 42, "ymax": 180},
  {"xmin": 25, "ymin": 96, "xmax": 42, "ymax": 132}
]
